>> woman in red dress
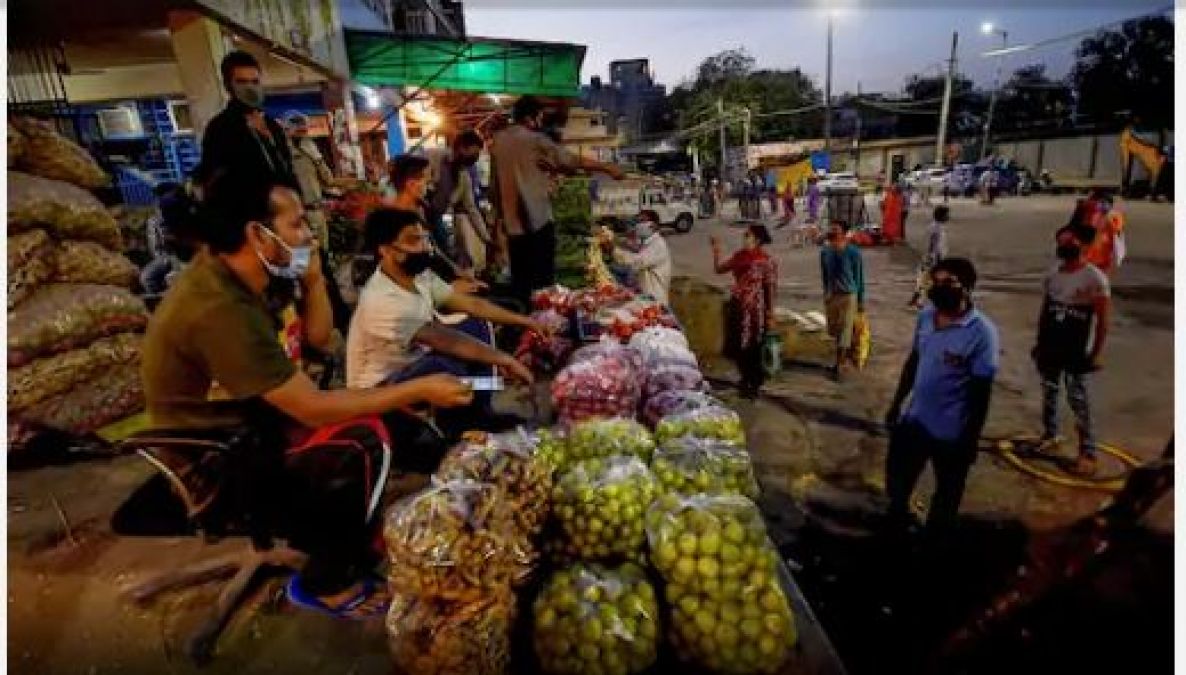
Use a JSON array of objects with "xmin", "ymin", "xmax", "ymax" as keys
[{"xmin": 711, "ymin": 224, "xmax": 778, "ymax": 399}]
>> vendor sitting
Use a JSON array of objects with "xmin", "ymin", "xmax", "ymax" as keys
[
  {"xmin": 598, "ymin": 209, "xmax": 672, "ymax": 305},
  {"xmin": 141, "ymin": 171, "xmax": 474, "ymax": 619},
  {"xmin": 345, "ymin": 208, "xmax": 545, "ymax": 436}
]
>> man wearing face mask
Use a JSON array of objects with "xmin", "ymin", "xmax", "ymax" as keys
[
  {"xmin": 426, "ymin": 130, "xmax": 493, "ymax": 274},
  {"xmin": 142, "ymin": 172, "xmax": 474, "ymax": 618},
  {"xmin": 346, "ymin": 208, "xmax": 545, "ymax": 436},
  {"xmin": 597, "ymin": 210, "xmax": 672, "ymax": 305},
  {"xmin": 195, "ymin": 51, "xmax": 297, "ymax": 194},
  {"xmin": 884, "ymin": 257, "xmax": 999, "ymax": 535},
  {"xmin": 1032, "ymin": 223, "xmax": 1111, "ymax": 477}
]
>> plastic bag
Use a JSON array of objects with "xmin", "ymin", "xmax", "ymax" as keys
[
  {"xmin": 532, "ymin": 284, "xmax": 576, "ymax": 315},
  {"xmin": 552, "ymin": 352, "xmax": 643, "ymax": 426},
  {"xmin": 642, "ymin": 390, "xmax": 727, "ymax": 429},
  {"xmin": 52, "ymin": 240, "xmax": 138, "ymax": 287},
  {"xmin": 533, "ymin": 561, "xmax": 660, "ymax": 675},
  {"xmin": 8, "ymin": 283, "xmax": 147, "ymax": 367},
  {"xmin": 515, "ymin": 309, "xmax": 574, "ymax": 374},
  {"xmin": 643, "ymin": 359, "xmax": 706, "ymax": 400},
  {"xmin": 435, "ymin": 430, "xmax": 552, "ymax": 584},
  {"xmin": 566, "ymin": 417, "xmax": 656, "ymax": 465},
  {"xmin": 655, "ymin": 406, "xmax": 746, "ymax": 446},
  {"xmin": 629, "ymin": 326, "xmax": 694, "ymax": 366},
  {"xmin": 16, "ymin": 362, "xmax": 144, "ymax": 435},
  {"xmin": 553, "ymin": 456, "xmax": 656, "ymax": 560},
  {"xmin": 8, "ymin": 229, "xmax": 56, "ymax": 309},
  {"xmin": 387, "ymin": 587, "xmax": 514, "ymax": 675},
  {"xmin": 646, "ymin": 493, "xmax": 797, "ymax": 673},
  {"xmin": 8, "ymin": 333, "xmax": 141, "ymax": 412},
  {"xmin": 11, "ymin": 117, "xmax": 108, "ymax": 189},
  {"xmin": 8, "ymin": 171, "xmax": 122, "ymax": 250},
  {"xmin": 851, "ymin": 311, "xmax": 871, "ymax": 370},
  {"xmin": 569, "ymin": 339, "xmax": 645, "ymax": 374},
  {"xmin": 652, "ymin": 437, "xmax": 760, "ymax": 499},
  {"xmin": 384, "ymin": 479, "xmax": 517, "ymax": 600}
]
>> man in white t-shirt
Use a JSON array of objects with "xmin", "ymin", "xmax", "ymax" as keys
[{"xmin": 346, "ymin": 208, "xmax": 544, "ymax": 434}]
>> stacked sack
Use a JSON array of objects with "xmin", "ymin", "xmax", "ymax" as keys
[{"xmin": 8, "ymin": 118, "xmax": 147, "ymax": 444}]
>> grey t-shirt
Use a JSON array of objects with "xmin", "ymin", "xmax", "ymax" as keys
[
  {"xmin": 490, "ymin": 125, "xmax": 576, "ymax": 237},
  {"xmin": 1037, "ymin": 263, "xmax": 1110, "ymax": 368}
]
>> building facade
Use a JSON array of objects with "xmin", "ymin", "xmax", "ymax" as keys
[{"xmin": 580, "ymin": 57, "xmax": 667, "ymax": 143}]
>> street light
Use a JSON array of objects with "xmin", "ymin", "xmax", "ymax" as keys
[{"xmin": 980, "ymin": 21, "xmax": 1008, "ymax": 159}]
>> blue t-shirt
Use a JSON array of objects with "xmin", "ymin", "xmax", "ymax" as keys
[{"xmin": 903, "ymin": 306, "xmax": 1000, "ymax": 442}]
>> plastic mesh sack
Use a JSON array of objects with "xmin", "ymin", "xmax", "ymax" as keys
[
  {"xmin": 645, "ymin": 493, "xmax": 797, "ymax": 673},
  {"xmin": 8, "ymin": 229, "xmax": 56, "ymax": 309},
  {"xmin": 384, "ymin": 479, "xmax": 518, "ymax": 601},
  {"xmin": 652, "ymin": 437, "xmax": 760, "ymax": 499},
  {"xmin": 8, "ymin": 283, "xmax": 147, "ymax": 367},
  {"xmin": 533, "ymin": 561, "xmax": 660, "ymax": 675},
  {"xmin": 655, "ymin": 406, "xmax": 746, "ymax": 446},
  {"xmin": 52, "ymin": 240, "xmax": 138, "ymax": 287},
  {"xmin": 551, "ymin": 348, "xmax": 643, "ymax": 426},
  {"xmin": 16, "ymin": 362, "xmax": 144, "ymax": 435},
  {"xmin": 12, "ymin": 117, "xmax": 108, "ymax": 189},
  {"xmin": 565, "ymin": 417, "xmax": 656, "ymax": 465},
  {"xmin": 642, "ymin": 390, "xmax": 727, "ymax": 430},
  {"xmin": 8, "ymin": 171, "xmax": 122, "ymax": 250},
  {"xmin": 386, "ymin": 587, "xmax": 514, "ymax": 675},
  {"xmin": 552, "ymin": 455, "xmax": 657, "ymax": 560},
  {"xmin": 643, "ymin": 359, "xmax": 707, "ymax": 401},
  {"xmin": 8, "ymin": 333, "xmax": 142, "ymax": 412}
]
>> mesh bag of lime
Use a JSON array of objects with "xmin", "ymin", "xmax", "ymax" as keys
[
  {"xmin": 552, "ymin": 455, "xmax": 657, "ymax": 560},
  {"xmin": 532, "ymin": 560, "xmax": 660, "ymax": 675},
  {"xmin": 646, "ymin": 493, "xmax": 798, "ymax": 673},
  {"xmin": 654, "ymin": 406, "xmax": 746, "ymax": 446},
  {"xmin": 564, "ymin": 417, "xmax": 656, "ymax": 466},
  {"xmin": 384, "ymin": 479, "xmax": 519, "ymax": 601},
  {"xmin": 651, "ymin": 436, "xmax": 760, "ymax": 499}
]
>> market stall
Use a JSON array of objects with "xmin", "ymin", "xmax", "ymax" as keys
[{"xmin": 380, "ymin": 261, "xmax": 846, "ymax": 674}]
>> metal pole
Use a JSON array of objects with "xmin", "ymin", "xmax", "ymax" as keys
[
  {"xmin": 854, "ymin": 81, "xmax": 862, "ymax": 169},
  {"xmin": 824, "ymin": 14, "xmax": 833, "ymax": 151},
  {"xmin": 936, "ymin": 31, "xmax": 959, "ymax": 167},
  {"xmin": 743, "ymin": 107, "xmax": 751, "ymax": 172},
  {"xmin": 980, "ymin": 30, "xmax": 1006, "ymax": 160},
  {"xmin": 718, "ymin": 97, "xmax": 727, "ymax": 181}
]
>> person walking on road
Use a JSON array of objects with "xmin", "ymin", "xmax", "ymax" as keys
[
  {"xmin": 1032, "ymin": 223, "xmax": 1112, "ymax": 477},
  {"xmin": 820, "ymin": 220, "xmax": 866, "ymax": 380},
  {"xmin": 908, "ymin": 205, "xmax": 950, "ymax": 308},
  {"xmin": 712, "ymin": 224, "xmax": 778, "ymax": 399},
  {"xmin": 885, "ymin": 257, "xmax": 999, "ymax": 534},
  {"xmin": 806, "ymin": 175, "xmax": 822, "ymax": 223}
]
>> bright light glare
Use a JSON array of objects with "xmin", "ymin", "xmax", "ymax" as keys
[
  {"xmin": 361, "ymin": 86, "xmax": 381, "ymax": 110},
  {"xmin": 981, "ymin": 22, "xmax": 995, "ymax": 35}
]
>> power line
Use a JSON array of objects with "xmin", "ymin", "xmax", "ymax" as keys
[{"xmin": 981, "ymin": 5, "xmax": 1173, "ymax": 58}]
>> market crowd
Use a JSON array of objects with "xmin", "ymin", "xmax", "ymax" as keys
[{"xmin": 131, "ymin": 49, "xmax": 1123, "ymax": 620}]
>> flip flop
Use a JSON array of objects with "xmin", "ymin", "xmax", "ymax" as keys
[{"xmin": 285, "ymin": 574, "xmax": 389, "ymax": 621}]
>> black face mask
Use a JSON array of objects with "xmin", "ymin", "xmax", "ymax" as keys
[
  {"xmin": 400, "ymin": 251, "xmax": 434, "ymax": 276},
  {"xmin": 1056, "ymin": 244, "xmax": 1080, "ymax": 261},
  {"xmin": 928, "ymin": 285, "xmax": 965, "ymax": 312}
]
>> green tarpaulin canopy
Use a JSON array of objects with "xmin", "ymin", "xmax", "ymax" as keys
[{"xmin": 345, "ymin": 30, "xmax": 586, "ymax": 98}]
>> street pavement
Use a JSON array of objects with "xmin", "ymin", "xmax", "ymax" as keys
[{"xmin": 665, "ymin": 194, "xmax": 1174, "ymax": 532}]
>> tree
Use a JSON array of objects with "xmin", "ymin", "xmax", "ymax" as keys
[
  {"xmin": 895, "ymin": 72, "xmax": 984, "ymax": 138},
  {"xmin": 668, "ymin": 48, "xmax": 822, "ymax": 169},
  {"xmin": 1071, "ymin": 15, "xmax": 1173, "ymax": 130},
  {"xmin": 995, "ymin": 64, "xmax": 1074, "ymax": 132}
]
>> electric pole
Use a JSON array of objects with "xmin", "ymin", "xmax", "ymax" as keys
[
  {"xmin": 742, "ymin": 107, "xmax": 751, "ymax": 175},
  {"xmin": 824, "ymin": 14, "xmax": 833, "ymax": 152},
  {"xmin": 980, "ymin": 25, "xmax": 1008, "ymax": 160},
  {"xmin": 936, "ymin": 31, "xmax": 959, "ymax": 167},
  {"xmin": 718, "ymin": 98, "xmax": 727, "ymax": 182},
  {"xmin": 854, "ymin": 81, "xmax": 862, "ymax": 169}
]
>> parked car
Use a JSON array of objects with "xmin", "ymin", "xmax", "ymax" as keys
[
  {"xmin": 818, "ymin": 171, "xmax": 859, "ymax": 193},
  {"xmin": 592, "ymin": 180, "xmax": 697, "ymax": 233},
  {"xmin": 905, "ymin": 167, "xmax": 949, "ymax": 191}
]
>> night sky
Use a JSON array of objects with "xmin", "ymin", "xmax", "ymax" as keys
[{"xmin": 464, "ymin": 0, "xmax": 1171, "ymax": 95}]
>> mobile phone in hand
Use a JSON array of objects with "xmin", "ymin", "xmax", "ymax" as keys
[{"xmin": 460, "ymin": 376, "xmax": 505, "ymax": 392}]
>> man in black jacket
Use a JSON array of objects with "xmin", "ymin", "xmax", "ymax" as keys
[{"xmin": 196, "ymin": 51, "xmax": 297, "ymax": 193}]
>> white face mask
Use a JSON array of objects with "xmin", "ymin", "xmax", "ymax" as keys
[{"xmin": 254, "ymin": 224, "xmax": 311, "ymax": 280}]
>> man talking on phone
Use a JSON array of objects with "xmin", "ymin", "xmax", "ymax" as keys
[{"xmin": 346, "ymin": 208, "xmax": 548, "ymax": 438}]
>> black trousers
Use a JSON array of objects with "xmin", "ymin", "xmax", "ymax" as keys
[
  {"xmin": 508, "ymin": 223, "xmax": 557, "ymax": 304},
  {"xmin": 736, "ymin": 340, "xmax": 766, "ymax": 394},
  {"xmin": 885, "ymin": 421, "xmax": 975, "ymax": 532}
]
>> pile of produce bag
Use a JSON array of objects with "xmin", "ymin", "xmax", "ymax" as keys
[
  {"xmin": 655, "ymin": 406, "xmax": 747, "ymax": 446},
  {"xmin": 387, "ymin": 587, "xmax": 515, "ymax": 675},
  {"xmin": 6, "ymin": 124, "xmax": 148, "ymax": 446},
  {"xmin": 532, "ymin": 561, "xmax": 660, "ymax": 675},
  {"xmin": 646, "ymin": 494, "xmax": 797, "ymax": 673},
  {"xmin": 651, "ymin": 437, "xmax": 760, "ymax": 499},
  {"xmin": 642, "ymin": 390, "xmax": 727, "ymax": 430},
  {"xmin": 552, "ymin": 455, "xmax": 657, "ymax": 560},
  {"xmin": 552, "ymin": 345, "xmax": 644, "ymax": 425}
]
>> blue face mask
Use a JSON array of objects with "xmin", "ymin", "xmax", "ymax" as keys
[{"xmin": 254, "ymin": 224, "xmax": 312, "ymax": 280}]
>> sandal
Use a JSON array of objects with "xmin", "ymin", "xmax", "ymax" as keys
[
  {"xmin": 286, "ymin": 574, "xmax": 390, "ymax": 621},
  {"xmin": 1068, "ymin": 454, "xmax": 1097, "ymax": 477}
]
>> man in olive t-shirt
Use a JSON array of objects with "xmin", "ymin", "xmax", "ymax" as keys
[{"xmin": 140, "ymin": 173, "xmax": 473, "ymax": 619}]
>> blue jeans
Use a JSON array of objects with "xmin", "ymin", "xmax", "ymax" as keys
[
  {"xmin": 382, "ymin": 316, "xmax": 496, "ymax": 436},
  {"xmin": 1040, "ymin": 368, "xmax": 1095, "ymax": 457}
]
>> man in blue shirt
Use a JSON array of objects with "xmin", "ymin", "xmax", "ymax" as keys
[
  {"xmin": 884, "ymin": 257, "xmax": 999, "ymax": 533},
  {"xmin": 820, "ymin": 220, "xmax": 866, "ymax": 380}
]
